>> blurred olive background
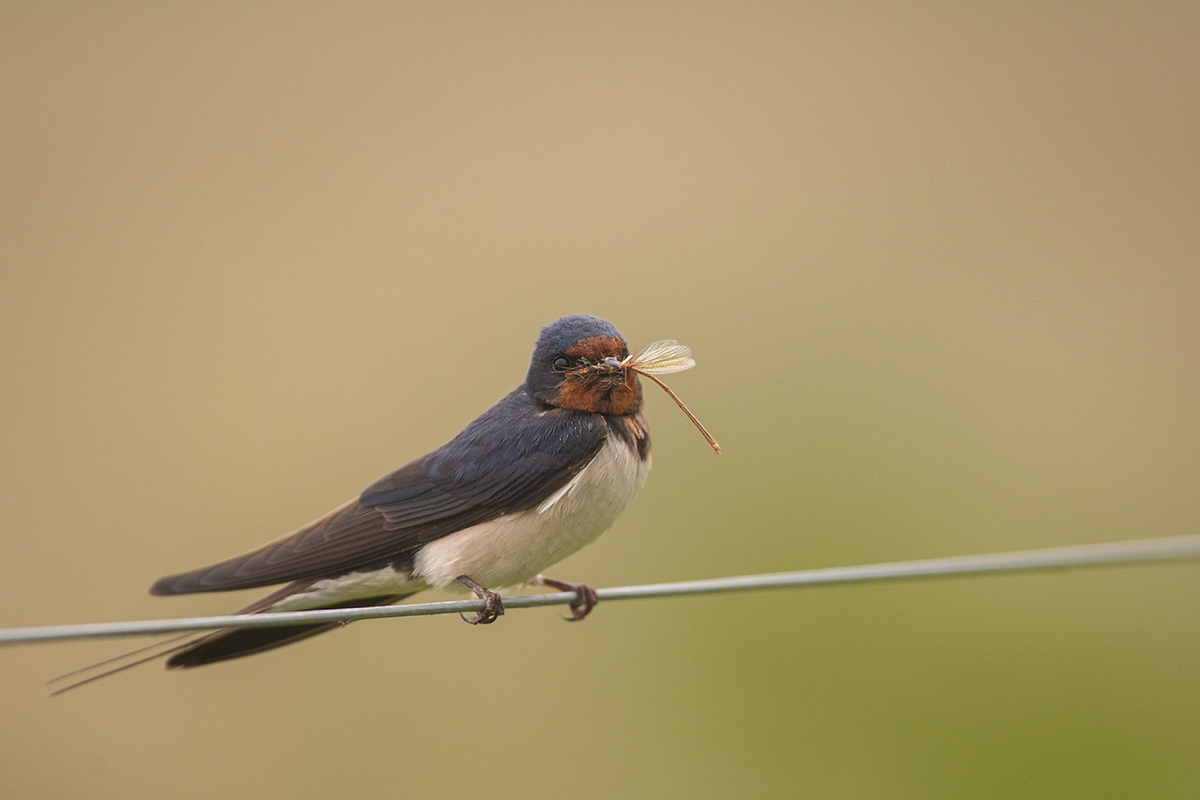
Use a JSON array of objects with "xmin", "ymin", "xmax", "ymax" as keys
[{"xmin": 3, "ymin": 3, "xmax": 1199, "ymax": 798}]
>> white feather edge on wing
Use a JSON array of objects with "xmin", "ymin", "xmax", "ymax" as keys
[{"xmin": 537, "ymin": 468, "xmax": 586, "ymax": 513}]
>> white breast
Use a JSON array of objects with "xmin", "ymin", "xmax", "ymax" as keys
[{"xmin": 412, "ymin": 434, "xmax": 650, "ymax": 591}]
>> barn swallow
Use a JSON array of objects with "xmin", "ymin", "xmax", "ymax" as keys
[{"xmin": 127, "ymin": 314, "xmax": 680, "ymax": 670}]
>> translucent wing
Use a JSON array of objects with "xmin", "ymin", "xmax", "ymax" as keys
[{"xmin": 625, "ymin": 339, "xmax": 696, "ymax": 374}]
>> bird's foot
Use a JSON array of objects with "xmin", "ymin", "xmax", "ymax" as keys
[
  {"xmin": 535, "ymin": 574, "xmax": 598, "ymax": 621},
  {"xmin": 455, "ymin": 575, "xmax": 505, "ymax": 625}
]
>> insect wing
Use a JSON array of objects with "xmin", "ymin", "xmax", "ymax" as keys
[{"xmin": 626, "ymin": 339, "xmax": 696, "ymax": 374}]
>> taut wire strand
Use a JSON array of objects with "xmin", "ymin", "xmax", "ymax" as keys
[{"xmin": 3, "ymin": 533, "xmax": 1200, "ymax": 647}]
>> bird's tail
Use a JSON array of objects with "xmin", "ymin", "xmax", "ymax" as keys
[
  {"xmin": 164, "ymin": 592, "xmax": 412, "ymax": 669},
  {"xmin": 49, "ymin": 590, "xmax": 415, "ymax": 695}
]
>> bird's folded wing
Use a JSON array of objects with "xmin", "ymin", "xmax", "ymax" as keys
[{"xmin": 150, "ymin": 394, "xmax": 608, "ymax": 595}]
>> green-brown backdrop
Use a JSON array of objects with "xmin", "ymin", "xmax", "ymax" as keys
[{"xmin": 3, "ymin": 4, "xmax": 1198, "ymax": 798}]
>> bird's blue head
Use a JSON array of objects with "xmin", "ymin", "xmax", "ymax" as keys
[{"xmin": 526, "ymin": 315, "xmax": 641, "ymax": 415}]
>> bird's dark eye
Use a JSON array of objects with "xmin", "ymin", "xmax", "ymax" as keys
[{"xmin": 552, "ymin": 356, "xmax": 571, "ymax": 372}]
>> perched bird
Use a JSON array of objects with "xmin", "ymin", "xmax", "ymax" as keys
[{"xmin": 140, "ymin": 314, "xmax": 661, "ymax": 669}]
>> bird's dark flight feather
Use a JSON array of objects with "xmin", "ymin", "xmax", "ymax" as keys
[
  {"xmin": 150, "ymin": 388, "xmax": 610, "ymax": 595},
  {"xmin": 165, "ymin": 594, "xmax": 412, "ymax": 669}
]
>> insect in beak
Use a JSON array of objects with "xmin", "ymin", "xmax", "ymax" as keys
[{"xmin": 623, "ymin": 340, "xmax": 721, "ymax": 453}]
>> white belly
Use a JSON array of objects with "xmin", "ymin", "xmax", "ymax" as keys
[{"xmin": 413, "ymin": 435, "xmax": 650, "ymax": 591}]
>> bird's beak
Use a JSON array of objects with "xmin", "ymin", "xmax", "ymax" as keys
[{"xmin": 601, "ymin": 356, "xmax": 624, "ymax": 370}]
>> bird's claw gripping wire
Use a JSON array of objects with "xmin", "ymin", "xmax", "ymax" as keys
[
  {"xmin": 455, "ymin": 575, "xmax": 505, "ymax": 625},
  {"xmin": 536, "ymin": 575, "xmax": 599, "ymax": 621}
]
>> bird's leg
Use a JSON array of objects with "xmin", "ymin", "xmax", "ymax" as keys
[
  {"xmin": 534, "ymin": 574, "xmax": 599, "ymax": 621},
  {"xmin": 455, "ymin": 575, "xmax": 505, "ymax": 625}
]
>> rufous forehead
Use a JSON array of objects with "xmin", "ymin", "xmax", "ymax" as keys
[{"xmin": 565, "ymin": 335, "xmax": 627, "ymax": 361}]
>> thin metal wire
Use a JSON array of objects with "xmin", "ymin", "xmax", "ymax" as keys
[{"xmin": 4, "ymin": 533, "xmax": 1200, "ymax": 647}]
